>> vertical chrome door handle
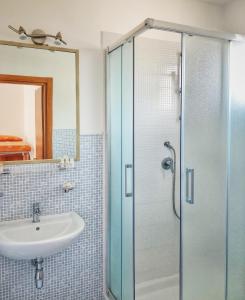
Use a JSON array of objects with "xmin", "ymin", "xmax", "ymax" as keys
[
  {"xmin": 186, "ymin": 168, "xmax": 194, "ymax": 204},
  {"xmin": 177, "ymin": 52, "xmax": 182, "ymax": 95},
  {"xmin": 125, "ymin": 164, "xmax": 133, "ymax": 197}
]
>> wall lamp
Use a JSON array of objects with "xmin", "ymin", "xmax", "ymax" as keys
[{"xmin": 8, "ymin": 25, "xmax": 67, "ymax": 46}]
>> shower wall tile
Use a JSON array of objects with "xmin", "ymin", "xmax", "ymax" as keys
[
  {"xmin": 0, "ymin": 135, "xmax": 104, "ymax": 300},
  {"xmin": 135, "ymin": 202, "xmax": 172, "ymax": 227},
  {"xmin": 134, "ymin": 36, "xmax": 181, "ymax": 284},
  {"xmin": 135, "ymin": 222, "xmax": 179, "ymax": 251}
]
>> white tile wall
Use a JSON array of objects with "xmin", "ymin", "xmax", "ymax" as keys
[
  {"xmin": 134, "ymin": 34, "xmax": 181, "ymax": 285},
  {"xmin": 0, "ymin": 135, "xmax": 104, "ymax": 300}
]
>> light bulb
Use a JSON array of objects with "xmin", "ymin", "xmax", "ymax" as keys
[
  {"xmin": 19, "ymin": 32, "xmax": 28, "ymax": 40},
  {"xmin": 54, "ymin": 38, "xmax": 62, "ymax": 46}
]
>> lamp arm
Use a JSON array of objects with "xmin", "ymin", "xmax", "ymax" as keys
[{"xmin": 8, "ymin": 25, "xmax": 67, "ymax": 45}]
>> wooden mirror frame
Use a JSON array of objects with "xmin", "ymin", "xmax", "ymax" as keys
[{"xmin": 0, "ymin": 40, "xmax": 80, "ymax": 165}]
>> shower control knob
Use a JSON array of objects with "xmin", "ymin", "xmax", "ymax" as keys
[{"xmin": 161, "ymin": 157, "xmax": 174, "ymax": 173}]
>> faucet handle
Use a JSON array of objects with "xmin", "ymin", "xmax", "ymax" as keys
[
  {"xmin": 62, "ymin": 181, "xmax": 75, "ymax": 193},
  {"xmin": 32, "ymin": 203, "xmax": 41, "ymax": 223},
  {"xmin": 33, "ymin": 203, "xmax": 40, "ymax": 213}
]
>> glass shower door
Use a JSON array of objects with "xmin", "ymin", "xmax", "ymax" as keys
[
  {"xmin": 181, "ymin": 35, "xmax": 229, "ymax": 300},
  {"xmin": 107, "ymin": 41, "xmax": 134, "ymax": 300},
  {"xmin": 107, "ymin": 46, "xmax": 122, "ymax": 299},
  {"xmin": 227, "ymin": 41, "xmax": 245, "ymax": 300},
  {"xmin": 121, "ymin": 40, "xmax": 134, "ymax": 300}
]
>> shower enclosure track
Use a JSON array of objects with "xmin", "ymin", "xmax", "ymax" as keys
[{"xmin": 107, "ymin": 18, "xmax": 245, "ymax": 53}]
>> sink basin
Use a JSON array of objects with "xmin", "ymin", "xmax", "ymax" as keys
[{"xmin": 0, "ymin": 212, "xmax": 85, "ymax": 260}]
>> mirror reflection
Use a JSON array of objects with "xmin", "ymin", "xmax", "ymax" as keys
[{"xmin": 0, "ymin": 43, "xmax": 79, "ymax": 163}]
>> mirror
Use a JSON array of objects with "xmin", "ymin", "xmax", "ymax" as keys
[{"xmin": 0, "ymin": 41, "xmax": 79, "ymax": 164}]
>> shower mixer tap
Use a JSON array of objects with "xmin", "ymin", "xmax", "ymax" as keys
[{"xmin": 161, "ymin": 157, "xmax": 174, "ymax": 173}]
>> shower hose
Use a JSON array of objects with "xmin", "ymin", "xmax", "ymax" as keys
[{"xmin": 171, "ymin": 147, "xmax": 180, "ymax": 220}]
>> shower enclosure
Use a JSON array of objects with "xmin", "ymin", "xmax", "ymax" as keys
[{"xmin": 106, "ymin": 19, "xmax": 245, "ymax": 300}]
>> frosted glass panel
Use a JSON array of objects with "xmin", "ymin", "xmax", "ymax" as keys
[
  {"xmin": 107, "ymin": 47, "xmax": 122, "ymax": 299},
  {"xmin": 182, "ymin": 35, "xmax": 229, "ymax": 300},
  {"xmin": 227, "ymin": 41, "xmax": 245, "ymax": 300},
  {"xmin": 107, "ymin": 43, "xmax": 134, "ymax": 300},
  {"xmin": 122, "ymin": 41, "xmax": 134, "ymax": 300}
]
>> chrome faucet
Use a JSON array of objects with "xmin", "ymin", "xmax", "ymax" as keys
[{"xmin": 32, "ymin": 203, "xmax": 41, "ymax": 223}]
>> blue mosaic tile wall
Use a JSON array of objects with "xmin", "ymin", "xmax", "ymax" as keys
[
  {"xmin": 53, "ymin": 129, "xmax": 77, "ymax": 159},
  {"xmin": 0, "ymin": 135, "xmax": 104, "ymax": 300}
]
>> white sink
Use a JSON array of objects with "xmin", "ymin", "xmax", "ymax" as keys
[{"xmin": 0, "ymin": 212, "xmax": 85, "ymax": 260}]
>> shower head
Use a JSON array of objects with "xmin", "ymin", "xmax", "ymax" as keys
[
  {"xmin": 164, "ymin": 141, "xmax": 174, "ymax": 150},
  {"xmin": 164, "ymin": 141, "xmax": 176, "ymax": 154}
]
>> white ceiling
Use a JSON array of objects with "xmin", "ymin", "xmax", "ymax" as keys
[{"xmin": 195, "ymin": 0, "xmax": 233, "ymax": 5}]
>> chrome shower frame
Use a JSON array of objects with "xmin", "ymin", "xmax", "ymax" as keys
[
  {"xmin": 107, "ymin": 18, "xmax": 245, "ymax": 54},
  {"xmin": 106, "ymin": 18, "xmax": 245, "ymax": 300}
]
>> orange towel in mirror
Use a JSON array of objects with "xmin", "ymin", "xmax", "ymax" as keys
[
  {"xmin": 0, "ymin": 141, "xmax": 31, "ymax": 152},
  {"xmin": 0, "ymin": 135, "xmax": 23, "ymax": 142}
]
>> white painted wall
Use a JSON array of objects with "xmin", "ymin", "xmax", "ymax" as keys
[
  {"xmin": 23, "ymin": 85, "xmax": 38, "ymax": 158},
  {"xmin": 0, "ymin": 83, "xmax": 38, "ymax": 157},
  {"xmin": 223, "ymin": 0, "xmax": 245, "ymax": 34},
  {"xmin": 0, "ymin": 0, "xmax": 226, "ymax": 134},
  {"xmin": 0, "ymin": 84, "xmax": 25, "ymax": 137},
  {"xmin": 0, "ymin": 45, "xmax": 76, "ymax": 130}
]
